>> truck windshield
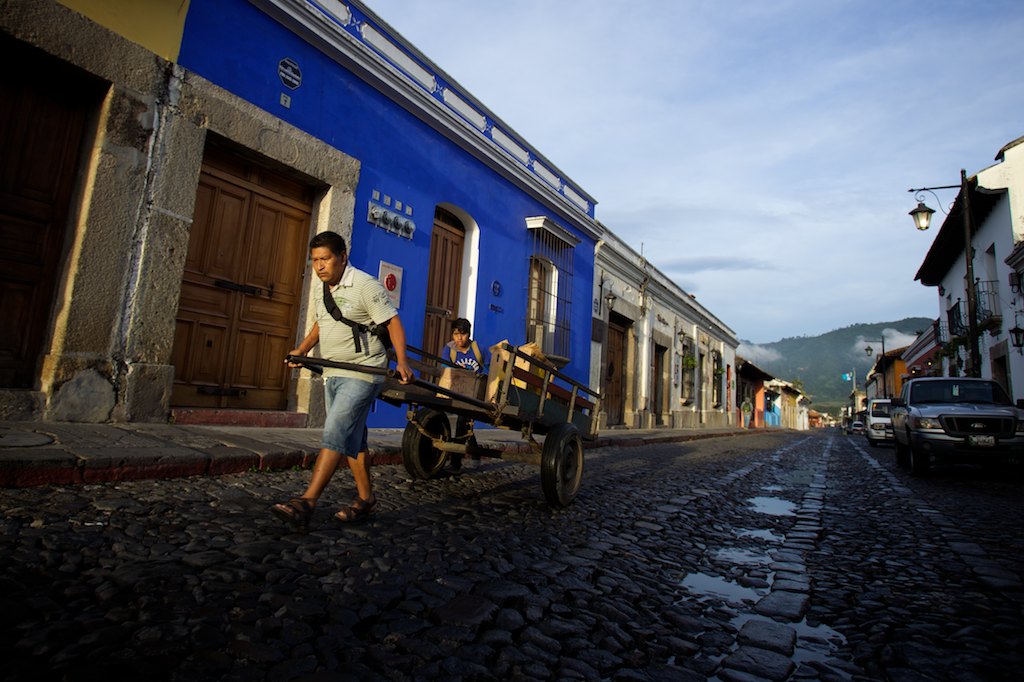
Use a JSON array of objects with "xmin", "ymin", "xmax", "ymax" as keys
[{"xmin": 910, "ymin": 381, "xmax": 1011, "ymax": 405}]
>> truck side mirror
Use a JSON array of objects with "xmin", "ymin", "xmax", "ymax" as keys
[{"xmin": 1017, "ymin": 399, "xmax": 1024, "ymax": 409}]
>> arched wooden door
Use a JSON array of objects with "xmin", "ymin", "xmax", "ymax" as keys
[
  {"xmin": 171, "ymin": 144, "xmax": 312, "ymax": 410},
  {"xmin": 422, "ymin": 206, "xmax": 464, "ymax": 356}
]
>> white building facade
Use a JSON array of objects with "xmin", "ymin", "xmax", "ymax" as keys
[
  {"xmin": 592, "ymin": 230, "xmax": 738, "ymax": 430},
  {"xmin": 915, "ymin": 135, "xmax": 1024, "ymax": 400}
]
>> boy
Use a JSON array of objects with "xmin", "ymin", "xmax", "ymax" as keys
[
  {"xmin": 440, "ymin": 318, "xmax": 485, "ymax": 471},
  {"xmin": 443, "ymin": 318, "xmax": 484, "ymax": 373}
]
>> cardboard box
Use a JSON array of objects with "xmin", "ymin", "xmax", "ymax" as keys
[
  {"xmin": 437, "ymin": 366, "xmax": 486, "ymax": 401},
  {"xmin": 485, "ymin": 341, "xmax": 546, "ymax": 402}
]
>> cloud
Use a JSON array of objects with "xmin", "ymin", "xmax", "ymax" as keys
[
  {"xmin": 658, "ymin": 256, "xmax": 776, "ymax": 276},
  {"xmin": 851, "ymin": 329, "xmax": 922, "ymax": 358},
  {"xmin": 366, "ymin": 0, "xmax": 1024, "ymax": 342},
  {"xmin": 738, "ymin": 343, "xmax": 782, "ymax": 364}
]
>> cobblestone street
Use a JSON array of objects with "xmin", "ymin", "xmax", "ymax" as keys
[{"xmin": 2, "ymin": 430, "xmax": 1022, "ymax": 681}]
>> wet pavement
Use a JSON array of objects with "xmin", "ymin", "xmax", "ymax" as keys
[{"xmin": 1, "ymin": 428, "xmax": 1022, "ymax": 680}]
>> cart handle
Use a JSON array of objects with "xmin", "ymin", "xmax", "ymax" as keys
[
  {"xmin": 286, "ymin": 355, "xmax": 391, "ymax": 376},
  {"xmin": 287, "ymin": 355, "xmax": 496, "ymax": 412}
]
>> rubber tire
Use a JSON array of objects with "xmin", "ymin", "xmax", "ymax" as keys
[
  {"xmin": 909, "ymin": 443, "xmax": 930, "ymax": 477},
  {"xmin": 894, "ymin": 436, "xmax": 910, "ymax": 469},
  {"xmin": 401, "ymin": 408, "xmax": 451, "ymax": 480},
  {"xmin": 541, "ymin": 422, "xmax": 584, "ymax": 508}
]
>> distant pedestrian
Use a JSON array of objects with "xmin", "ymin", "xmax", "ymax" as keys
[
  {"xmin": 741, "ymin": 397, "xmax": 753, "ymax": 429},
  {"xmin": 272, "ymin": 231, "xmax": 413, "ymax": 529}
]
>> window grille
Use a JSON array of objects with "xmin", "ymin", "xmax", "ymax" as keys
[
  {"xmin": 526, "ymin": 218, "xmax": 575, "ymax": 359},
  {"xmin": 712, "ymin": 350, "xmax": 723, "ymax": 407},
  {"xmin": 680, "ymin": 336, "xmax": 695, "ymax": 403}
]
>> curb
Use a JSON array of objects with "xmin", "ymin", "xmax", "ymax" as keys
[{"xmin": 0, "ymin": 427, "xmax": 766, "ymax": 488}]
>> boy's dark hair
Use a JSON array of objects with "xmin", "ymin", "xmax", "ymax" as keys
[
  {"xmin": 450, "ymin": 318, "xmax": 471, "ymax": 335},
  {"xmin": 309, "ymin": 231, "xmax": 347, "ymax": 256}
]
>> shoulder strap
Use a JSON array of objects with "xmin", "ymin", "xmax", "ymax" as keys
[
  {"xmin": 323, "ymin": 281, "xmax": 368, "ymax": 352},
  {"xmin": 448, "ymin": 342, "xmax": 458, "ymax": 363},
  {"xmin": 470, "ymin": 340, "xmax": 482, "ymax": 365}
]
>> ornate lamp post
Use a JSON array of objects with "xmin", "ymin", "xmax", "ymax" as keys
[
  {"xmin": 864, "ymin": 337, "xmax": 887, "ymax": 398},
  {"xmin": 908, "ymin": 169, "xmax": 981, "ymax": 377}
]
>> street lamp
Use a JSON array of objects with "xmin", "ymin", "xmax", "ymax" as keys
[
  {"xmin": 1010, "ymin": 314, "xmax": 1024, "ymax": 355},
  {"xmin": 908, "ymin": 169, "xmax": 981, "ymax": 377},
  {"xmin": 864, "ymin": 337, "xmax": 887, "ymax": 398},
  {"xmin": 909, "ymin": 202, "xmax": 934, "ymax": 231}
]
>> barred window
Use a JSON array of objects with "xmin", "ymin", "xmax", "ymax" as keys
[
  {"xmin": 712, "ymin": 350, "xmax": 723, "ymax": 407},
  {"xmin": 680, "ymin": 336, "xmax": 695, "ymax": 404},
  {"xmin": 525, "ymin": 217, "xmax": 577, "ymax": 361}
]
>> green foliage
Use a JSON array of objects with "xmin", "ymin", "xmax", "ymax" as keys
[{"xmin": 741, "ymin": 317, "xmax": 932, "ymax": 415}]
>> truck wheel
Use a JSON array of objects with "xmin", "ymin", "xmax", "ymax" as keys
[
  {"xmin": 894, "ymin": 435, "xmax": 910, "ymax": 468},
  {"xmin": 909, "ymin": 444, "xmax": 930, "ymax": 476},
  {"xmin": 541, "ymin": 423, "xmax": 584, "ymax": 508},
  {"xmin": 401, "ymin": 409, "xmax": 450, "ymax": 479}
]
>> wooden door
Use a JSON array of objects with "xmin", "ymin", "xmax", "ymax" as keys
[
  {"xmin": 422, "ymin": 207, "xmax": 464, "ymax": 356},
  {"xmin": 652, "ymin": 343, "xmax": 666, "ymax": 426},
  {"xmin": 171, "ymin": 146, "xmax": 311, "ymax": 409},
  {"xmin": 0, "ymin": 40, "xmax": 98, "ymax": 387},
  {"xmin": 605, "ymin": 317, "xmax": 627, "ymax": 426}
]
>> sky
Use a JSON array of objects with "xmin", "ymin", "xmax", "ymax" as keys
[{"xmin": 365, "ymin": 0, "xmax": 1024, "ymax": 345}]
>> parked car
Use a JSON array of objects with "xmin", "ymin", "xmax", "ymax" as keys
[
  {"xmin": 890, "ymin": 377, "xmax": 1024, "ymax": 475},
  {"xmin": 864, "ymin": 398, "xmax": 893, "ymax": 447},
  {"xmin": 846, "ymin": 420, "xmax": 865, "ymax": 435}
]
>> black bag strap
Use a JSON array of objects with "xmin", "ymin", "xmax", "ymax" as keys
[{"xmin": 323, "ymin": 281, "xmax": 369, "ymax": 353}]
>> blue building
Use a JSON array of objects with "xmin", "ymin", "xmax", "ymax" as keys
[{"xmin": 0, "ymin": 0, "xmax": 600, "ymax": 427}]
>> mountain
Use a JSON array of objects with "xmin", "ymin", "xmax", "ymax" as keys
[{"xmin": 739, "ymin": 317, "xmax": 934, "ymax": 415}]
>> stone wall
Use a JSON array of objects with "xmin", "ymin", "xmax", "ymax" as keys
[{"xmin": 1, "ymin": 0, "xmax": 359, "ymax": 422}]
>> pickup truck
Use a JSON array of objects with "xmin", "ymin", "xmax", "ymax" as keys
[{"xmin": 890, "ymin": 377, "xmax": 1024, "ymax": 475}]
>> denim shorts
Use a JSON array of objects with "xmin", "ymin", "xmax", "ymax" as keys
[{"xmin": 322, "ymin": 376, "xmax": 383, "ymax": 458}]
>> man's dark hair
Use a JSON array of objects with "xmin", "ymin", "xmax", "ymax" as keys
[
  {"xmin": 450, "ymin": 318, "xmax": 471, "ymax": 335},
  {"xmin": 309, "ymin": 231, "xmax": 347, "ymax": 256}
]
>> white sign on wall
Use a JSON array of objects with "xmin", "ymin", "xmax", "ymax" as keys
[{"xmin": 378, "ymin": 261, "xmax": 403, "ymax": 309}]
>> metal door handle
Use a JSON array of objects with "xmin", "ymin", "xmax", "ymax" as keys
[
  {"xmin": 214, "ymin": 279, "xmax": 263, "ymax": 296},
  {"xmin": 197, "ymin": 386, "xmax": 246, "ymax": 397}
]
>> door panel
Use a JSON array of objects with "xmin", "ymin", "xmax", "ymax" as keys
[
  {"xmin": 605, "ymin": 319, "xmax": 626, "ymax": 426},
  {"xmin": 423, "ymin": 210, "xmax": 464, "ymax": 356},
  {"xmin": 171, "ymin": 152, "xmax": 311, "ymax": 409},
  {"xmin": 652, "ymin": 343, "xmax": 665, "ymax": 426},
  {"xmin": 0, "ymin": 42, "xmax": 98, "ymax": 387}
]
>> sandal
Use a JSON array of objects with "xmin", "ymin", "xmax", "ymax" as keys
[
  {"xmin": 335, "ymin": 496, "xmax": 376, "ymax": 523},
  {"xmin": 271, "ymin": 498, "xmax": 314, "ymax": 530}
]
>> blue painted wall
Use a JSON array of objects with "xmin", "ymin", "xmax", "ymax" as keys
[{"xmin": 178, "ymin": 0, "xmax": 596, "ymax": 426}]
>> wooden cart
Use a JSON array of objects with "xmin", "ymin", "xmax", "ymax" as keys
[{"xmin": 288, "ymin": 343, "xmax": 600, "ymax": 507}]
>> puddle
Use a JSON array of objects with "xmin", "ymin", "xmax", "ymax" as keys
[
  {"xmin": 713, "ymin": 547, "xmax": 770, "ymax": 565},
  {"xmin": 791, "ymin": 619, "xmax": 849, "ymax": 670},
  {"xmin": 748, "ymin": 496, "xmax": 797, "ymax": 516},
  {"xmin": 678, "ymin": 572, "xmax": 762, "ymax": 605},
  {"xmin": 732, "ymin": 614, "xmax": 849, "ymax": 674},
  {"xmin": 735, "ymin": 528, "xmax": 784, "ymax": 542},
  {"xmin": 761, "ymin": 485, "xmax": 784, "ymax": 492}
]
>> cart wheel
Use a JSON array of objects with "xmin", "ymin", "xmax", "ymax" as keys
[
  {"xmin": 541, "ymin": 422, "xmax": 584, "ymax": 508},
  {"xmin": 402, "ymin": 408, "xmax": 451, "ymax": 479}
]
